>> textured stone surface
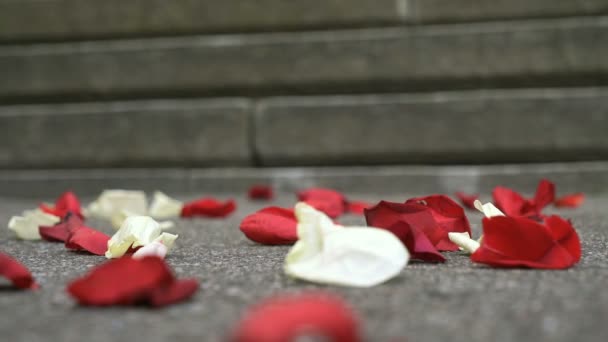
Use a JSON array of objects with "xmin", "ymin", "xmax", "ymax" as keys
[
  {"xmin": 1, "ymin": 0, "xmax": 607, "ymax": 42},
  {"xmin": 0, "ymin": 189, "xmax": 607, "ymax": 341},
  {"xmin": 0, "ymin": 99, "xmax": 252, "ymax": 168},
  {"xmin": 255, "ymin": 88, "xmax": 608, "ymax": 165},
  {"xmin": 1, "ymin": 17, "xmax": 607, "ymax": 101}
]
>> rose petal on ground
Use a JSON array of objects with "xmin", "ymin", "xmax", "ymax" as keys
[
  {"xmin": 454, "ymin": 192, "xmax": 479, "ymax": 210},
  {"xmin": 448, "ymin": 232, "xmax": 480, "ymax": 254},
  {"xmin": 240, "ymin": 207, "xmax": 297, "ymax": 245},
  {"xmin": 181, "ymin": 198, "xmax": 236, "ymax": 218},
  {"xmin": 39, "ymin": 214, "xmax": 84, "ymax": 242},
  {"xmin": 133, "ymin": 241, "xmax": 168, "ymax": 259},
  {"xmin": 0, "ymin": 252, "xmax": 38, "ymax": 290},
  {"xmin": 86, "ymin": 190, "xmax": 148, "ymax": 221},
  {"xmin": 297, "ymin": 188, "xmax": 347, "ymax": 218},
  {"xmin": 387, "ymin": 222, "xmax": 446, "ymax": 262},
  {"xmin": 66, "ymin": 226, "xmax": 111, "ymax": 256},
  {"xmin": 39, "ymin": 191, "xmax": 83, "ymax": 219},
  {"xmin": 347, "ymin": 201, "xmax": 372, "ymax": 215},
  {"xmin": 555, "ymin": 193, "xmax": 585, "ymax": 208},
  {"xmin": 248, "ymin": 185, "xmax": 274, "ymax": 200},
  {"xmin": 473, "ymin": 200, "xmax": 505, "ymax": 218},
  {"xmin": 106, "ymin": 216, "xmax": 177, "ymax": 259},
  {"xmin": 8, "ymin": 209, "xmax": 60, "ymax": 240},
  {"xmin": 149, "ymin": 191, "xmax": 184, "ymax": 219},
  {"xmin": 230, "ymin": 292, "xmax": 362, "ymax": 342}
]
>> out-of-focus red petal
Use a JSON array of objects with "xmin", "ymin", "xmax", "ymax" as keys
[
  {"xmin": 39, "ymin": 191, "xmax": 83, "ymax": 219},
  {"xmin": 67, "ymin": 256, "xmax": 197, "ymax": 307},
  {"xmin": 533, "ymin": 179, "xmax": 556, "ymax": 211},
  {"xmin": 405, "ymin": 195, "xmax": 472, "ymax": 251},
  {"xmin": 248, "ymin": 185, "xmax": 274, "ymax": 200},
  {"xmin": 65, "ymin": 226, "xmax": 110, "ymax": 256},
  {"xmin": 39, "ymin": 214, "xmax": 84, "ymax": 242},
  {"xmin": 240, "ymin": 207, "xmax": 297, "ymax": 245},
  {"xmin": 347, "ymin": 201, "xmax": 372, "ymax": 215},
  {"xmin": 230, "ymin": 292, "xmax": 361, "ymax": 342},
  {"xmin": 471, "ymin": 215, "xmax": 581, "ymax": 269},
  {"xmin": 0, "ymin": 252, "xmax": 38, "ymax": 290},
  {"xmin": 181, "ymin": 198, "xmax": 236, "ymax": 218},
  {"xmin": 454, "ymin": 192, "xmax": 479, "ymax": 210},
  {"xmin": 492, "ymin": 186, "xmax": 532, "ymax": 217},
  {"xmin": 386, "ymin": 222, "xmax": 445, "ymax": 262},
  {"xmin": 297, "ymin": 188, "xmax": 347, "ymax": 218},
  {"xmin": 554, "ymin": 193, "xmax": 585, "ymax": 208}
]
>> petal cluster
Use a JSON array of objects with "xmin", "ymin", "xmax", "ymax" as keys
[
  {"xmin": 105, "ymin": 216, "xmax": 177, "ymax": 259},
  {"xmin": 493, "ymin": 179, "xmax": 555, "ymax": 218}
]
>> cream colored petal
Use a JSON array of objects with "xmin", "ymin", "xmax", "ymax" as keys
[
  {"xmin": 474, "ymin": 200, "xmax": 505, "ymax": 218},
  {"xmin": 87, "ymin": 190, "xmax": 148, "ymax": 221},
  {"xmin": 8, "ymin": 209, "xmax": 60, "ymax": 240},
  {"xmin": 285, "ymin": 203, "xmax": 409, "ymax": 287},
  {"xmin": 133, "ymin": 241, "xmax": 168, "ymax": 259},
  {"xmin": 105, "ymin": 216, "xmax": 178, "ymax": 259},
  {"xmin": 448, "ymin": 232, "xmax": 480, "ymax": 254},
  {"xmin": 149, "ymin": 191, "xmax": 183, "ymax": 219}
]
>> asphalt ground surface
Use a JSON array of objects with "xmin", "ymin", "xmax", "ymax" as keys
[{"xmin": 1, "ymin": 192, "xmax": 607, "ymax": 342}]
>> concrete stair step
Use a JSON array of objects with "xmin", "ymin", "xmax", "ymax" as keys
[
  {"xmin": 1, "ymin": 0, "xmax": 607, "ymax": 42},
  {"xmin": 1, "ymin": 17, "xmax": 607, "ymax": 102}
]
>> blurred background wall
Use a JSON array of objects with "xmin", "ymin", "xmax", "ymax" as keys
[{"xmin": 1, "ymin": 0, "xmax": 608, "ymax": 168}]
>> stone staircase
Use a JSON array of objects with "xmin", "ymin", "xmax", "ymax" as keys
[{"xmin": 1, "ymin": 0, "xmax": 607, "ymax": 168}]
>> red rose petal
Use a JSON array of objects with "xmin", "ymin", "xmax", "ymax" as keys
[
  {"xmin": 387, "ymin": 222, "xmax": 445, "ymax": 262},
  {"xmin": 471, "ymin": 215, "xmax": 581, "ymax": 269},
  {"xmin": 39, "ymin": 214, "xmax": 84, "ymax": 242},
  {"xmin": 405, "ymin": 195, "xmax": 472, "ymax": 251},
  {"xmin": 39, "ymin": 191, "xmax": 83, "ymax": 219},
  {"xmin": 347, "ymin": 201, "xmax": 372, "ymax": 215},
  {"xmin": 181, "ymin": 198, "xmax": 236, "ymax": 218},
  {"xmin": 533, "ymin": 179, "xmax": 556, "ymax": 212},
  {"xmin": 297, "ymin": 188, "xmax": 347, "ymax": 218},
  {"xmin": 454, "ymin": 192, "xmax": 479, "ymax": 210},
  {"xmin": 67, "ymin": 256, "xmax": 197, "ymax": 307},
  {"xmin": 248, "ymin": 185, "xmax": 274, "ymax": 200},
  {"xmin": 65, "ymin": 226, "xmax": 111, "ymax": 256},
  {"xmin": 240, "ymin": 207, "xmax": 297, "ymax": 245},
  {"xmin": 492, "ymin": 179, "xmax": 555, "ymax": 218},
  {"xmin": 0, "ymin": 252, "xmax": 38, "ymax": 290},
  {"xmin": 555, "ymin": 193, "xmax": 585, "ymax": 208},
  {"xmin": 230, "ymin": 292, "xmax": 361, "ymax": 342}
]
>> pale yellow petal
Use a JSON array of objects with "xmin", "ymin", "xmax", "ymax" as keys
[
  {"xmin": 448, "ymin": 232, "xmax": 480, "ymax": 254},
  {"xmin": 105, "ymin": 216, "xmax": 178, "ymax": 259},
  {"xmin": 8, "ymin": 209, "xmax": 60, "ymax": 240},
  {"xmin": 149, "ymin": 191, "xmax": 183, "ymax": 219},
  {"xmin": 87, "ymin": 190, "xmax": 147, "ymax": 221},
  {"xmin": 473, "ymin": 200, "xmax": 505, "ymax": 218}
]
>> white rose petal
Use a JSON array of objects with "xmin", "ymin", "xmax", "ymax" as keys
[
  {"xmin": 149, "ymin": 191, "xmax": 183, "ymax": 219},
  {"xmin": 284, "ymin": 203, "xmax": 409, "ymax": 288},
  {"xmin": 105, "ymin": 216, "xmax": 177, "ymax": 259},
  {"xmin": 448, "ymin": 232, "xmax": 480, "ymax": 254},
  {"xmin": 8, "ymin": 209, "xmax": 60, "ymax": 240},
  {"xmin": 133, "ymin": 241, "xmax": 168, "ymax": 259},
  {"xmin": 473, "ymin": 200, "xmax": 505, "ymax": 218},
  {"xmin": 87, "ymin": 190, "xmax": 147, "ymax": 221}
]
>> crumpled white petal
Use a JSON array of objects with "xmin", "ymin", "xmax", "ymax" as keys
[
  {"xmin": 448, "ymin": 232, "xmax": 480, "ymax": 254},
  {"xmin": 105, "ymin": 216, "xmax": 177, "ymax": 259},
  {"xmin": 284, "ymin": 203, "xmax": 409, "ymax": 287},
  {"xmin": 474, "ymin": 200, "xmax": 505, "ymax": 218},
  {"xmin": 148, "ymin": 191, "xmax": 183, "ymax": 219},
  {"xmin": 133, "ymin": 241, "xmax": 168, "ymax": 259},
  {"xmin": 8, "ymin": 209, "xmax": 60, "ymax": 240},
  {"xmin": 86, "ymin": 190, "xmax": 148, "ymax": 222}
]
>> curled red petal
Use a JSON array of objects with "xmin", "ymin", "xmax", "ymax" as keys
[
  {"xmin": 240, "ymin": 207, "xmax": 297, "ymax": 245},
  {"xmin": 386, "ymin": 222, "xmax": 445, "ymax": 262},
  {"xmin": 181, "ymin": 198, "xmax": 236, "ymax": 218},
  {"xmin": 492, "ymin": 186, "xmax": 533, "ymax": 217},
  {"xmin": 39, "ymin": 214, "xmax": 84, "ymax": 242},
  {"xmin": 297, "ymin": 188, "xmax": 347, "ymax": 218},
  {"xmin": 230, "ymin": 292, "xmax": 361, "ymax": 342},
  {"xmin": 533, "ymin": 179, "xmax": 556, "ymax": 212},
  {"xmin": 454, "ymin": 192, "xmax": 479, "ymax": 210},
  {"xmin": 555, "ymin": 193, "xmax": 585, "ymax": 208},
  {"xmin": 471, "ymin": 215, "xmax": 581, "ymax": 269},
  {"xmin": 65, "ymin": 226, "xmax": 111, "ymax": 256},
  {"xmin": 39, "ymin": 191, "xmax": 83, "ymax": 219},
  {"xmin": 248, "ymin": 185, "xmax": 274, "ymax": 200},
  {"xmin": 347, "ymin": 201, "xmax": 372, "ymax": 215},
  {"xmin": 405, "ymin": 195, "xmax": 472, "ymax": 251},
  {"xmin": 0, "ymin": 252, "xmax": 38, "ymax": 290},
  {"xmin": 67, "ymin": 256, "xmax": 197, "ymax": 307}
]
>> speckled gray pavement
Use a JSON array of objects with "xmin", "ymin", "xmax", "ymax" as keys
[{"xmin": 1, "ymin": 192, "xmax": 607, "ymax": 342}]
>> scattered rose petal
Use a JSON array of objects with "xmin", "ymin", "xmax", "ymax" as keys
[
  {"xmin": 493, "ymin": 179, "xmax": 555, "ymax": 218},
  {"xmin": 106, "ymin": 216, "xmax": 178, "ymax": 259},
  {"xmin": 181, "ymin": 198, "xmax": 236, "ymax": 218},
  {"xmin": 405, "ymin": 195, "xmax": 472, "ymax": 251},
  {"xmin": 448, "ymin": 232, "xmax": 480, "ymax": 254},
  {"xmin": 248, "ymin": 185, "xmax": 274, "ymax": 200},
  {"xmin": 39, "ymin": 214, "xmax": 84, "ymax": 242},
  {"xmin": 39, "ymin": 191, "xmax": 83, "ymax": 219},
  {"xmin": 230, "ymin": 292, "xmax": 361, "ymax": 342},
  {"xmin": 149, "ymin": 191, "xmax": 184, "ymax": 219},
  {"xmin": 297, "ymin": 188, "xmax": 347, "ymax": 218},
  {"xmin": 386, "ymin": 221, "xmax": 446, "ymax": 262},
  {"xmin": 133, "ymin": 241, "xmax": 168, "ymax": 259},
  {"xmin": 555, "ymin": 193, "xmax": 585, "ymax": 208},
  {"xmin": 66, "ymin": 226, "xmax": 111, "ymax": 256},
  {"xmin": 473, "ymin": 200, "xmax": 505, "ymax": 218},
  {"xmin": 8, "ymin": 209, "xmax": 60, "ymax": 240},
  {"xmin": 240, "ymin": 207, "xmax": 297, "ymax": 245},
  {"xmin": 0, "ymin": 252, "xmax": 38, "ymax": 290},
  {"xmin": 87, "ymin": 189, "xmax": 147, "ymax": 220},
  {"xmin": 454, "ymin": 192, "xmax": 479, "ymax": 210},
  {"xmin": 67, "ymin": 256, "xmax": 198, "ymax": 307},
  {"xmin": 285, "ymin": 203, "xmax": 409, "ymax": 287},
  {"xmin": 347, "ymin": 201, "xmax": 372, "ymax": 215},
  {"xmin": 471, "ymin": 215, "xmax": 581, "ymax": 269}
]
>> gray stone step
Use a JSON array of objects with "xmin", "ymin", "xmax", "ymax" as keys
[
  {"xmin": 255, "ymin": 88, "xmax": 608, "ymax": 165},
  {"xmin": 0, "ymin": 99, "xmax": 251, "ymax": 168},
  {"xmin": 1, "ymin": 17, "xmax": 607, "ymax": 101},
  {"xmin": 1, "ymin": 0, "xmax": 607, "ymax": 42}
]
